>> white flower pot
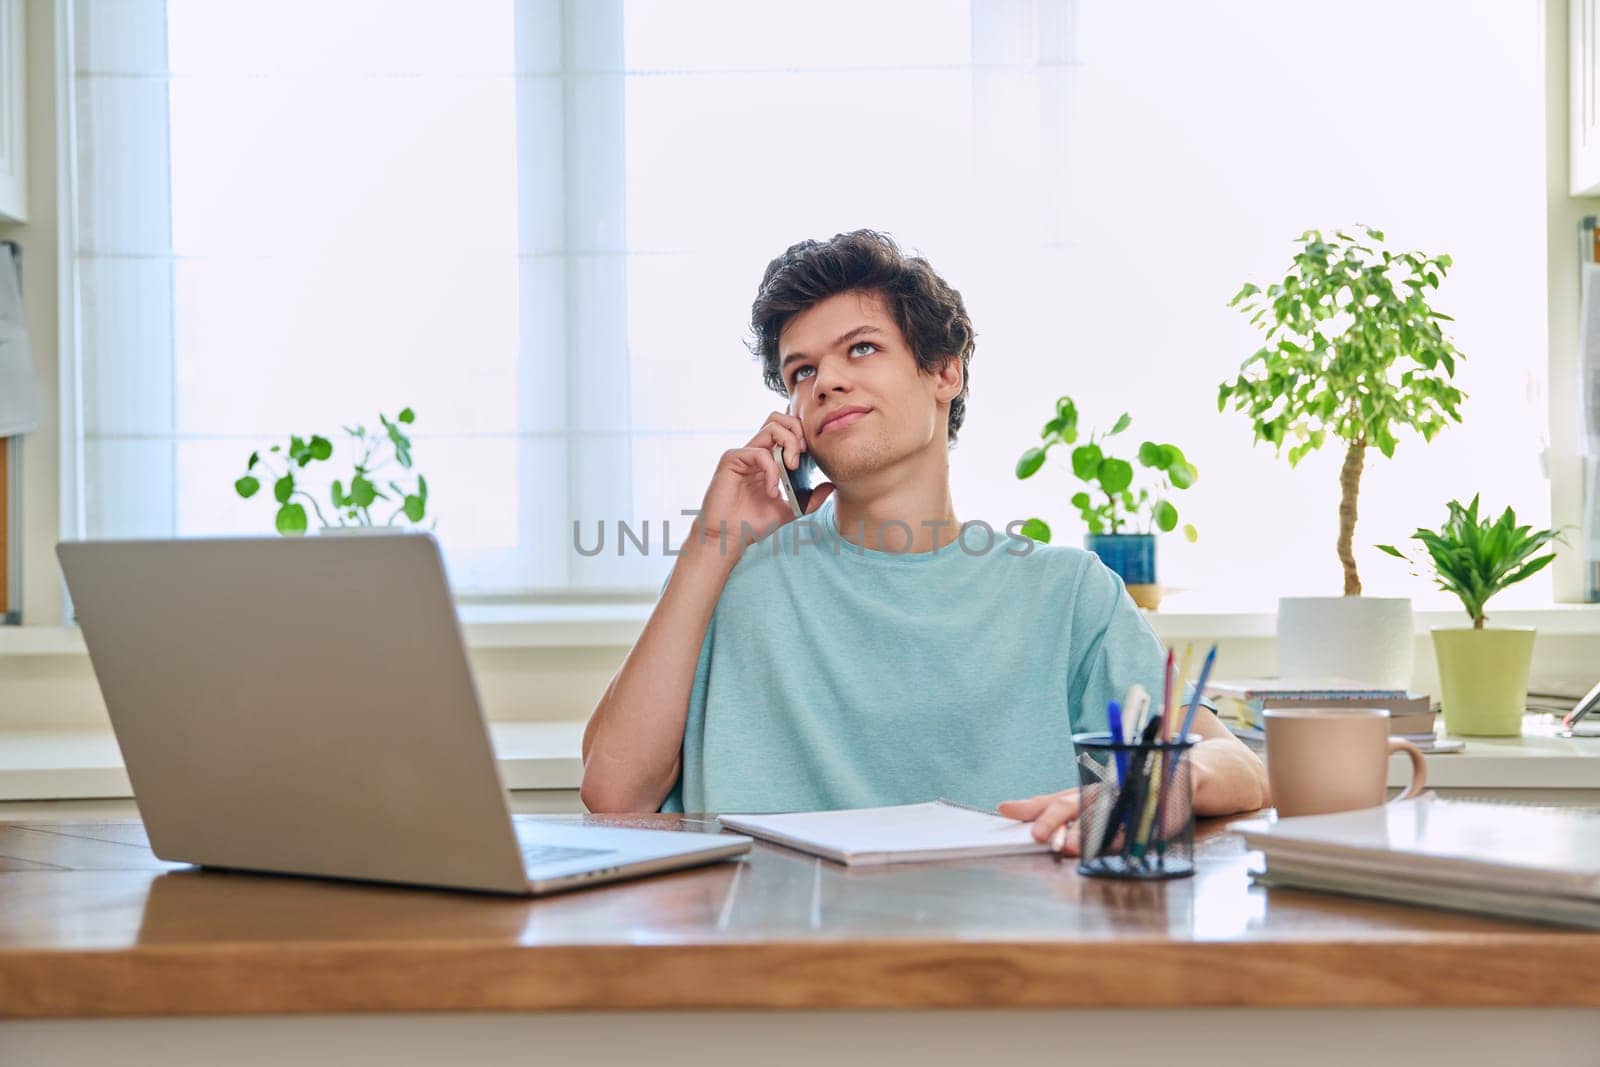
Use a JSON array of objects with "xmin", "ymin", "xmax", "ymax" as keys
[{"xmin": 1275, "ymin": 596, "xmax": 1415, "ymax": 688}]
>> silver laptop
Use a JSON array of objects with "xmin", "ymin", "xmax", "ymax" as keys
[{"xmin": 56, "ymin": 533, "xmax": 750, "ymax": 895}]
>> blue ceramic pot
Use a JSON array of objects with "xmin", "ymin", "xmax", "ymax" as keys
[{"xmin": 1084, "ymin": 533, "xmax": 1156, "ymax": 586}]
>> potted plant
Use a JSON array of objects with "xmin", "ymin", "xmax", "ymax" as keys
[
  {"xmin": 1379, "ymin": 497, "xmax": 1561, "ymax": 736},
  {"xmin": 1219, "ymin": 227, "xmax": 1466, "ymax": 687},
  {"xmin": 235, "ymin": 408, "xmax": 432, "ymax": 535},
  {"xmin": 1015, "ymin": 395, "xmax": 1197, "ymax": 610}
]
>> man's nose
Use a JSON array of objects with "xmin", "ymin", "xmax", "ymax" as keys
[{"xmin": 808, "ymin": 353, "xmax": 854, "ymax": 397}]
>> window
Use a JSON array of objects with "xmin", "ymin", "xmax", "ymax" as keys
[{"xmin": 67, "ymin": 0, "xmax": 1547, "ymax": 608}]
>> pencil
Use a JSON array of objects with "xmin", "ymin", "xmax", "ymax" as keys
[
  {"xmin": 1170, "ymin": 643, "xmax": 1194, "ymax": 740},
  {"xmin": 1162, "ymin": 647, "xmax": 1175, "ymax": 735}
]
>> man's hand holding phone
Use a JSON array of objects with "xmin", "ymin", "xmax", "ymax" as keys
[{"xmin": 686, "ymin": 406, "xmax": 835, "ymax": 567}]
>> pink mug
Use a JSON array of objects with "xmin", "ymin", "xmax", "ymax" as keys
[{"xmin": 1264, "ymin": 707, "xmax": 1428, "ymax": 818}]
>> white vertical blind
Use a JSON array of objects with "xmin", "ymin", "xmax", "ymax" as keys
[{"xmin": 66, "ymin": 0, "xmax": 1548, "ymax": 607}]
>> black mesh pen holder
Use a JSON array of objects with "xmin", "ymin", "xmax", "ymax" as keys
[{"xmin": 1071, "ymin": 731, "xmax": 1197, "ymax": 880}]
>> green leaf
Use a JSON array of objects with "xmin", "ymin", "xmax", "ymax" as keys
[
  {"xmin": 1019, "ymin": 517, "xmax": 1051, "ymax": 544},
  {"xmin": 417, "ymin": 474, "xmax": 428, "ymax": 501},
  {"xmin": 331, "ymin": 480, "xmax": 346, "ymax": 508},
  {"xmin": 309, "ymin": 435, "xmax": 333, "ymax": 461},
  {"xmin": 1108, "ymin": 412, "xmax": 1132, "ymax": 436},
  {"xmin": 247, "ymin": 451, "xmax": 260, "ymax": 470},
  {"xmin": 1138, "ymin": 441, "xmax": 1169, "ymax": 468},
  {"xmin": 1071, "ymin": 444, "xmax": 1104, "ymax": 481},
  {"xmin": 1098, "ymin": 458, "xmax": 1134, "ymax": 494},
  {"xmin": 275, "ymin": 503, "xmax": 308, "ymax": 535},
  {"xmin": 1376, "ymin": 543, "xmax": 1408, "ymax": 559},
  {"xmin": 403, "ymin": 494, "xmax": 426, "ymax": 522},
  {"xmin": 1182, "ymin": 524, "xmax": 1198, "ymax": 543},
  {"xmin": 350, "ymin": 475, "xmax": 377, "ymax": 508},
  {"xmin": 398, "ymin": 407, "xmax": 415, "ymax": 424},
  {"xmin": 385, "ymin": 418, "xmax": 413, "ymax": 469},
  {"xmin": 1153, "ymin": 499, "xmax": 1178, "ymax": 532},
  {"xmin": 1070, "ymin": 491, "xmax": 1092, "ymax": 511},
  {"xmin": 1168, "ymin": 461, "xmax": 1198, "ymax": 489},
  {"xmin": 1055, "ymin": 397, "xmax": 1077, "ymax": 430},
  {"xmin": 274, "ymin": 475, "xmax": 294, "ymax": 503},
  {"xmin": 1015, "ymin": 447, "xmax": 1047, "ymax": 480},
  {"xmin": 235, "ymin": 475, "xmax": 260, "ymax": 499}
]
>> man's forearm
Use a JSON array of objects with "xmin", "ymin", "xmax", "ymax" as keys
[
  {"xmin": 1189, "ymin": 735, "xmax": 1270, "ymax": 816},
  {"xmin": 580, "ymin": 535, "xmax": 736, "ymax": 812}
]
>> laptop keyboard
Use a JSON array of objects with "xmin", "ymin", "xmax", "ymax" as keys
[{"xmin": 521, "ymin": 843, "xmax": 614, "ymax": 869}]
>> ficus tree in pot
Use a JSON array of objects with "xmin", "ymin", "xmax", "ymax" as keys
[{"xmin": 1218, "ymin": 227, "xmax": 1466, "ymax": 595}]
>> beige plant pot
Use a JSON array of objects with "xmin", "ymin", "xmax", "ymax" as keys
[
  {"xmin": 1432, "ymin": 626, "xmax": 1535, "ymax": 737},
  {"xmin": 1125, "ymin": 584, "xmax": 1162, "ymax": 611}
]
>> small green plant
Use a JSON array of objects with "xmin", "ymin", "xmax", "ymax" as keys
[
  {"xmin": 1014, "ymin": 395, "xmax": 1198, "ymax": 543},
  {"xmin": 1220, "ymin": 226, "xmax": 1466, "ymax": 596},
  {"xmin": 235, "ymin": 407, "xmax": 430, "ymax": 535},
  {"xmin": 1378, "ymin": 497, "xmax": 1561, "ymax": 629}
]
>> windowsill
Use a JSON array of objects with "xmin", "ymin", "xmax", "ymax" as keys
[
  {"xmin": 1146, "ymin": 603, "xmax": 1600, "ymax": 640},
  {"xmin": 0, "ymin": 601, "xmax": 657, "ymax": 656},
  {"xmin": 3, "ymin": 716, "xmax": 1599, "ymax": 802},
  {"xmin": 4, "ymin": 600, "xmax": 1600, "ymax": 657},
  {"xmin": 0, "ymin": 721, "xmax": 584, "ymax": 800}
]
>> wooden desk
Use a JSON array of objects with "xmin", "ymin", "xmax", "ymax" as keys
[{"xmin": 2, "ymin": 814, "xmax": 1598, "ymax": 1066}]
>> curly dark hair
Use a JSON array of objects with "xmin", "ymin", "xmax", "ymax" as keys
[{"xmin": 747, "ymin": 230, "xmax": 976, "ymax": 445}]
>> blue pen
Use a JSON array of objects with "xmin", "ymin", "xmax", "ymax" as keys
[
  {"xmin": 1106, "ymin": 700, "xmax": 1127, "ymax": 783},
  {"xmin": 1177, "ymin": 645, "xmax": 1219, "ymax": 744}
]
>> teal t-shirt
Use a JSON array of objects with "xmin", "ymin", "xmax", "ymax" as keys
[{"xmin": 660, "ymin": 495, "xmax": 1167, "ymax": 814}]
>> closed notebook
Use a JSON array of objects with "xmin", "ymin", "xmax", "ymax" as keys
[
  {"xmin": 717, "ymin": 801, "xmax": 1049, "ymax": 866},
  {"xmin": 1206, "ymin": 678, "xmax": 1433, "ymax": 732},
  {"xmin": 1232, "ymin": 795, "xmax": 1600, "ymax": 927}
]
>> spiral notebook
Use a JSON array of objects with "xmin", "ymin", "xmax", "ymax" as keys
[{"xmin": 717, "ymin": 800, "xmax": 1048, "ymax": 866}]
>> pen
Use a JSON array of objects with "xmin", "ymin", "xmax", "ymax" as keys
[
  {"xmin": 1128, "ymin": 716, "xmax": 1166, "ymax": 862},
  {"xmin": 1177, "ymin": 644, "xmax": 1218, "ymax": 744},
  {"xmin": 1152, "ymin": 644, "xmax": 1217, "ymax": 867},
  {"xmin": 1171, "ymin": 643, "xmax": 1195, "ymax": 740},
  {"xmin": 1106, "ymin": 700, "xmax": 1128, "ymax": 782},
  {"xmin": 1122, "ymin": 685, "xmax": 1150, "ymax": 740},
  {"xmin": 1097, "ymin": 715, "xmax": 1164, "ymax": 860}
]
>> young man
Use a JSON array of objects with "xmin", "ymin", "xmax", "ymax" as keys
[{"xmin": 580, "ymin": 230, "xmax": 1268, "ymax": 850}]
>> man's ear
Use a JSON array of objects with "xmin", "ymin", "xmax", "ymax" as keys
[{"xmin": 933, "ymin": 355, "xmax": 964, "ymax": 403}]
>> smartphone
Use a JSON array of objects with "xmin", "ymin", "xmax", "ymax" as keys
[{"xmin": 771, "ymin": 445, "xmax": 814, "ymax": 517}]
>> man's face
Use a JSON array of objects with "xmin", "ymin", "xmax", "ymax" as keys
[{"xmin": 777, "ymin": 290, "xmax": 954, "ymax": 484}]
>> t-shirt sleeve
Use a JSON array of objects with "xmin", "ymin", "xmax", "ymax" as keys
[
  {"xmin": 653, "ymin": 561, "xmax": 713, "ymax": 813},
  {"xmin": 1065, "ymin": 553, "xmax": 1167, "ymax": 734}
]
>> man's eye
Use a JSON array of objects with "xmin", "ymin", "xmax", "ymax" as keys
[
  {"xmin": 850, "ymin": 342, "xmax": 879, "ymax": 357},
  {"xmin": 792, "ymin": 366, "xmax": 815, "ymax": 384}
]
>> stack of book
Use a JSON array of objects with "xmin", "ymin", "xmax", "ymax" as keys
[
  {"xmin": 1232, "ymin": 796, "xmax": 1600, "ymax": 929},
  {"xmin": 1206, "ymin": 678, "xmax": 1437, "ymax": 742}
]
